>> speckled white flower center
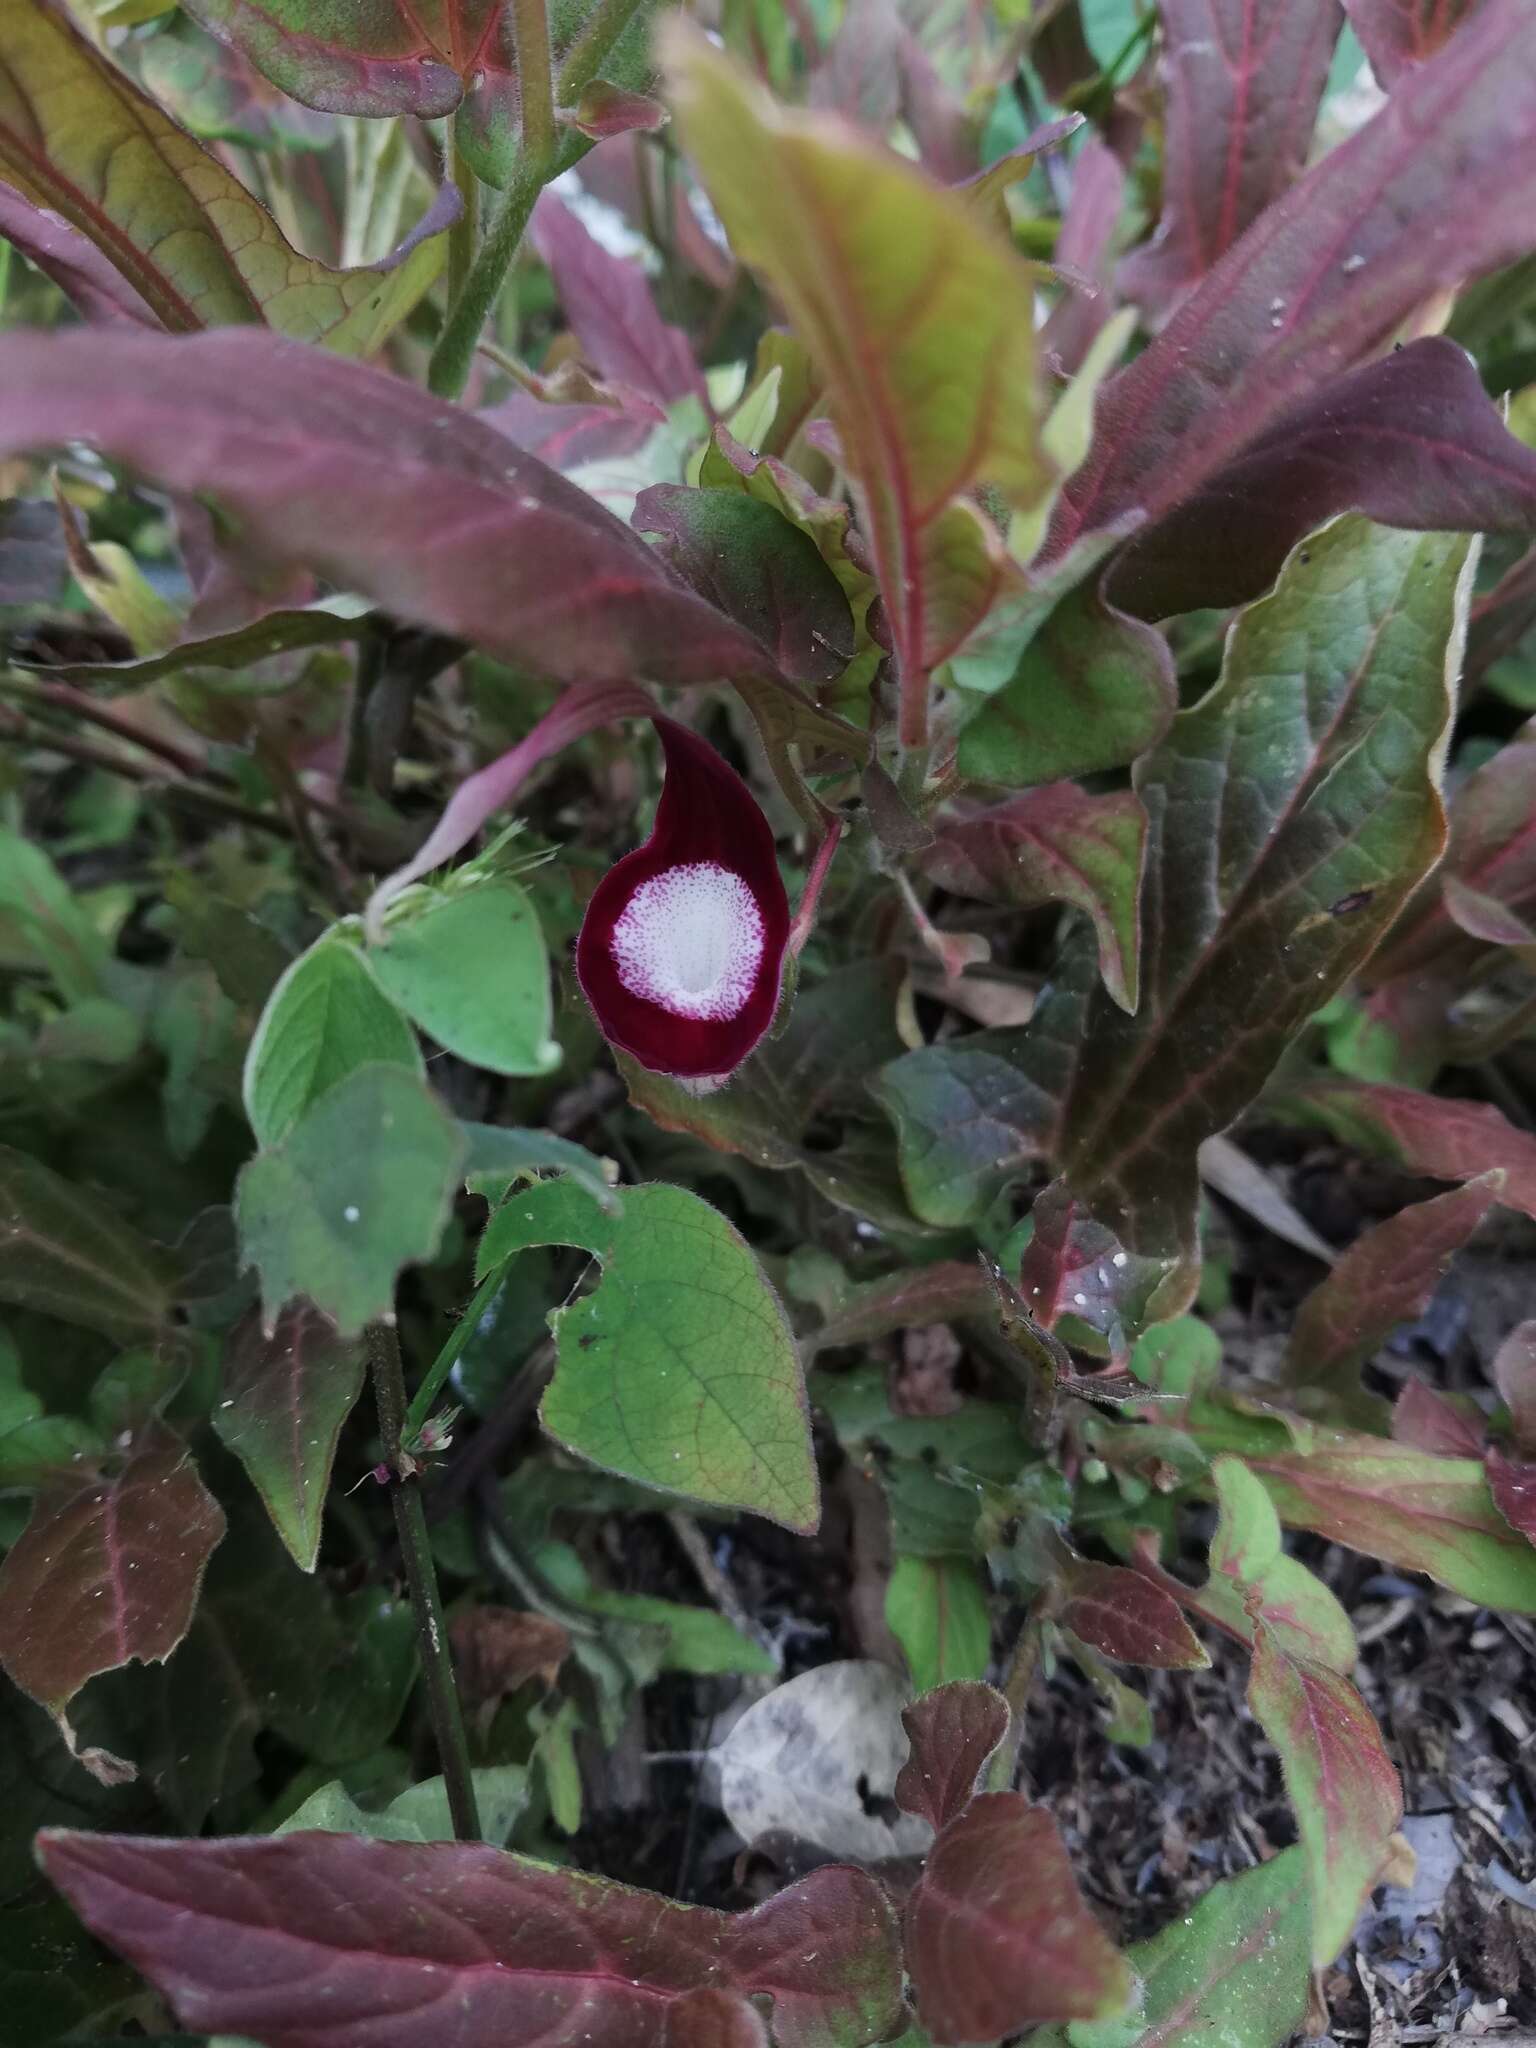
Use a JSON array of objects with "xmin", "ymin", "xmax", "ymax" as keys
[{"xmin": 610, "ymin": 862, "xmax": 764, "ymax": 1020}]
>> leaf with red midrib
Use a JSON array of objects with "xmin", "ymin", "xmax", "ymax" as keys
[
  {"xmin": 38, "ymin": 1828, "xmax": 904, "ymax": 2048},
  {"xmin": 1, "ymin": 0, "xmax": 453, "ymax": 351},
  {"xmin": 1105, "ymin": 338, "xmax": 1536, "ymax": 621},
  {"xmin": 1248, "ymin": 1621, "xmax": 1402, "ymax": 1964},
  {"xmin": 1059, "ymin": 1557, "xmax": 1209, "ymax": 1671},
  {"xmin": 1284, "ymin": 1175, "xmax": 1503, "ymax": 1397},
  {"xmin": 663, "ymin": 23, "xmax": 1049, "ymax": 750},
  {"xmin": 1121, "ymin": 0, "xmax": 1339, "ymax": 321},
  {"xmin": 904, "ymin": 1793, "xmax": 1132, "ymax": 2044},
  {"xmin": 0, "ymin": 330, "xmax": 786, "ymax": 693},
  {"xmin": 0, "ymin": 1426, "xmax": 224, "ymax": 1779},
  {"xmin": 1391, "ymin": 1379, "xmax": 1486, "ymax": 1459},
  {"xmin": 1344, "ymin": 0, "xmax": 1485, "ymax": 82},
  {"xmin": 1053, "ymin": 517, "xmax": 1472, "ymax": 1259},
  {"xmin": 1277, "ymin": 1077, "xmax": 1536, "ymax": 1219}
]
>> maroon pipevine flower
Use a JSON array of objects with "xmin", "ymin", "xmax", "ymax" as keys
[{"xmin": 576, "ymin": 717, "xmax": 790, "ymax": 1082}]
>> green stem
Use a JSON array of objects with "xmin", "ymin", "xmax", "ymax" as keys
[
  {"xmin": 367, "ymin": 1321, "xmax": 481, "ymax": 1843},
  {"xmin": 426, "ymin": 0, "xmax": 646, "ymax": 399},
  {"xmin": 513, "ymin": 0, "xmax": 557, "ymax": 169},
  {"xmin": 404, "ymin": 1262, "xmax": 506, "ymax": 1441},
  {"xmin": 986, "ymin": 1593, "xmax": 1050, "ymax": 1791},
  {"xmin": 447, "ymin": 117, "xmax": 480, "ymax": 313},
  {"xmin": 428, "ymin": 150, "xmax": 547, "ymax": 400}
]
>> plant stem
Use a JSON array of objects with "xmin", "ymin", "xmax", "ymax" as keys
[
  {"xmin": 447, "ymin": 117, "xmax": 480, "ymax": 312},
  {"xmin": 513, "ymin": 0, "xmax": 557, "ymax": 169},
  {"xmin": 367, "ymin": 1320, "xmax": 482, "ymax": 1843},
  {"xmin": 404, "ymin": 1261, "xmax": 506, "ymax": 1441},
  {"xmin": 428, "ymin": 150, "xmax": 547, "ymax": 400},
  {"xmin": 986, "ymin": 1594, "xmax": 1050, "ymax": 1791},
  {"xmin": 426, "ymin": 0, "xmax": 647, "ymax": 399}
]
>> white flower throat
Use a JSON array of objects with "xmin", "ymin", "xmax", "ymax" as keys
[{"xmin": 610, "ymin": 861, "xmax": 764, "ymax": 1020}]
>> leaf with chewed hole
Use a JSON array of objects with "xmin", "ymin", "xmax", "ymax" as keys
[
  {"xmin": 717, "ymin": 1660, "xmax": 933, "ymax": 1862},
  {"xmin": 478, "ymin": 1176, "xmax": 817, "ymax": 1532}
]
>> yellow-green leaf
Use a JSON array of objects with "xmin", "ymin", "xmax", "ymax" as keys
[
  {"xmin": 0, "ymin": 0, "xmax": 450, "ymax": 352},
  {"xmin": 663, "ymin": 21, "xmax": 1049, "ymax": 747}
]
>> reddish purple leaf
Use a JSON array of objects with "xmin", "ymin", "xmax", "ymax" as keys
[
  {"xmin": 1248, "ymin": 1621, "xmax": 1402, "ymax": 1962},
  {"xmin": 1391, "ymin": 1378, "xmax": 1486, "ymax": 1459},
  {"xmin": 0, "ymin": 329, "xmax": 786, "ymax": 690},
  {"xmin": 531, "ymin": 195, "xmax": 704, "ymax": 410},
  {"xmin": 1278, "ymin": 1077, "xmax": 1536, "ymax": 1219},
  {"xmin": 1044, "ymin": 0, "xmax": 1536, "ymax": 575},
  {"xmin": 805, "ymin": 1262, "xmax": 992, "ymax": 1356},
  {"xmin": 481, "ymin": 389, "xmax": 655, "ymax": 471},
  {"xmin": 1285, "ymin": 1174, "xmax": 1502, "ymax": 1393},
  {"xmin": 560, "ymin": 82, "xmax": 669, "ymax": 141},
  {"xmin": 905, "ymin": 1793, "xmax": 1131, "ymax": 2043},
  {"xmin": 1106, "ymin": 336, "xmax": 1536, "ymax": 618},
  {"xmin": 0, "ymin": 1426, "xmax": 224, "ymax": 1778},
  {"xmin": 634, "ymin": 485, "xmax": 856, "ymax": 687},
  {"xmin": 1370, "ymin": 715, "xmax": 1536, "ymax": 984},
  {"xmin": 1466, "ymin": 547, "xmax": 1536, "ymax": 688},
  {"xmin": 213, "ymin": 1302, "xmax": 366, "ymax": 1573},
  {"xmin": 894, "ymin": 1681, "xmax": 1009, "ymax": 1831},
  {"xmin": 1487, "ymin": 1446, "xmax": 1536, "ymax": 1544},
  {"xmin": 0, "ymin": 187, "xmax": 158, "ymax": 328},
  {"xmin": 1122, "ymin": 0, "xmax": 1340, "ymax": 322},
  {"xmin": 39, "ymin": 1828, "xmax": 904, "ymax": 2048},
  {"xmin": 1040, "ymin": 141, "xmax": 1126, "ymax": 375},
  {"xmin": 1059, "ymin": 1557, "xmax": 1209, "ymax": 1670},
  {"xmin": 923, "ymin": 784, "xmax": 1147, "ymax": 1013},
  {"xmin": 1343, "ymin": 0, "xmax": 1486, "ymax": 82},
  {"xmin": 1493, "ymin": 1320, "xmax": 1536, "ymax": 1456},
  {"xmin": 1016, "ymin": 1180, "xmax": 1189, "ymax": 1359},
  {"xmin": 576, "ymin": 719, "xmax": 792, "ymax": 1081}
]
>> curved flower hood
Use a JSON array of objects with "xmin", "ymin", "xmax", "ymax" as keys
[{"xmin": 576, "ymin": 717, "xmax": 791, "ymax": 1079}]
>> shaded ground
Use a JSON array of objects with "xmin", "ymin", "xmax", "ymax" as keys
[{"xmin": 555, "ymin": 1129, "xmax": 1536, "ymax": 2044}]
